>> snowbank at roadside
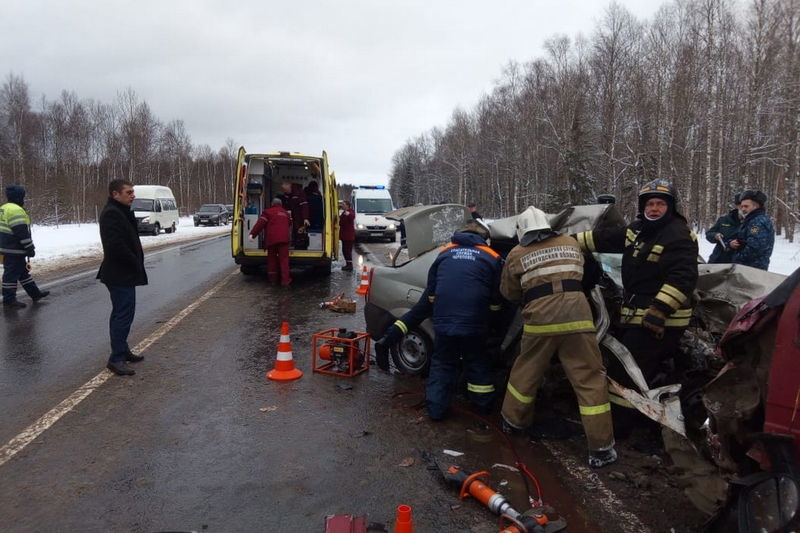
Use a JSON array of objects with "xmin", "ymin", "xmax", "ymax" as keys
[
  {"xmin": 9, "ymin": 215, "xmax": 800, "ymax": 278},
  {"xmin": 25, "ymin": 217, "xmax": 230, "ymax": 276}
]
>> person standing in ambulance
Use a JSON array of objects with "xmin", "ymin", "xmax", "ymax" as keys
[{"xmin": 250, "ymin": 197, "xmax": 292, "ymax": 286}]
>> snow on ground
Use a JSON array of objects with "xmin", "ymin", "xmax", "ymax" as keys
[
  {"xmin": 7, "ymin": 216, "xmax": 800, "ymax": 279},
  {"xmin": 23, "ymin": 217, "xmax": 229, "ymax": 276},
  {"xmin": 696, "ymin": 231, "xmax": 799, "ymax": 276}
]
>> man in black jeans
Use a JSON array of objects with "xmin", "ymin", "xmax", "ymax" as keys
[{"xmin": 97, "ymin": 179, "xmax": 148, "ymax": 376}]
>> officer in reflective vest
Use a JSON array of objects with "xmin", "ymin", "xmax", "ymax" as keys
[
  {"xmin": 1, "ymin": 185, "xmax": 49, "ymax": 309},
  {"xmin": 501, "ymin": 206, "xmax": 616, "ymax": 468}
]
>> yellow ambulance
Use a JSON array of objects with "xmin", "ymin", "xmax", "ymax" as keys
[{"xmin": 231, "ymin": 148, "xmax": 339, "ymax": 275}]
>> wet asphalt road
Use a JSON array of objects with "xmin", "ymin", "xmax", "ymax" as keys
[{"xmin": 0, "ymin": 236, "xmax": 610, "ymax": 532}]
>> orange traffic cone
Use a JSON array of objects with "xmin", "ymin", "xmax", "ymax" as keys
[
  {"xmin": 267, "ymin": 321, "xmax": 303, "ymax": 381},
  {"xmin": 355, "ymin": 265, "xmax": 370, "ymax": 296},
  {"xmin": 394, "ymin": 504, "xmax": 414, "ymax": 533}
]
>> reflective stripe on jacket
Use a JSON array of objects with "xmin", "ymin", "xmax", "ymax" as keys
[
  {"xmin": 501, "ymin": 234, "xmax": 595, "ymax": 336},
  {"xmin": 575, "ymin": 213, "xmax": 698, "ymax": 328}
]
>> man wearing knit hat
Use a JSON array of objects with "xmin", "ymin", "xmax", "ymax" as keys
[{"xmin": 0, "ymin": 185, "xmax": 49, "ymax": 309}]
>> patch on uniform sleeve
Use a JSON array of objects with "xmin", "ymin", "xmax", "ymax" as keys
[{"xmin": 750, "ymin": 226, "xmax": 759, "ymax": 234}]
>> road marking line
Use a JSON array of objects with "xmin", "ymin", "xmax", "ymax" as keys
[
  {"xmin": 0, "ymin": 269, "xmax": 239, "ymax": 468},
  {"xmin": 542, "ymin": 441, "xmax": 651, "ymax": 533}
]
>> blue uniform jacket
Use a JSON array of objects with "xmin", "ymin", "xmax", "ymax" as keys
[
  {"xmin": 733, "ymin": 208, "xmax": 774, "ymax": 270},
  {"xmin": 706, "ymin": 209, "xmax": 740, "ymax": 263},
  {"xmin": 426, "ymin": 232, "xmax": 503, "ymax": 337}
]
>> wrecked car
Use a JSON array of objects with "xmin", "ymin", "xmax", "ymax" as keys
[{"xmin": 363, "ymin": 202, "xmax": 799, "ymax": 532}]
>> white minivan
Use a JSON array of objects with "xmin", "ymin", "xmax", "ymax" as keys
[
  {"xmin": 131, "ymin": 185, "xmax": 179, "ymax": 235},
  {"xmin": 351, "ymin": 185, "xmax": 396, "ymax": 242}
]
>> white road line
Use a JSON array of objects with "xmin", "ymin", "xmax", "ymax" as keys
[
  {"xmin": 542, "ymin": 441, "xmax": 652, "ymax": 533},
  {"xmin": 0, "ymin": 269, "xmax": 238, "ymax": 468}
]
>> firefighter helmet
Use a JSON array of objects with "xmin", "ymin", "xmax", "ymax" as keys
[
  {"xmin": 638, "ymin": 179, "xmax": 677, "ymax": 215},
  {"xmin": 516, "ymin": 206, "xmax": 551, "ymax": 242}
]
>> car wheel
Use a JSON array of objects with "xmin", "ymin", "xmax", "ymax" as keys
[
  {"xmin": 391, "ymin": 328, "xmax": 433, "ymax": 376},
  {"xmin": 152, "ymin": 223, "xmax": 160, "ymax": 236},
  {"xmin": 194, "ymin": 221, "xmax": 199, "ymax": 227}
]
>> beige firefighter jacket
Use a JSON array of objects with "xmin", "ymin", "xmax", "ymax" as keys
[{"xmin": 500, "ymin": 234, "xmax": 595, "ymax": 336}]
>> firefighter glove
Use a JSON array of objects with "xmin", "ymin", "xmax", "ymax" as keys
[
  {"xmin": 27, "ymin": 249, "xmax": 35, "ymax": 258},
  {"xmin": 642, "ymin": 306, "xmax": 666, "ymax": 340}
]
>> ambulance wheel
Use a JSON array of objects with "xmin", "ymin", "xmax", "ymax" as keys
[
  {"xmin": 314, "ymin": 262, "xmax": 332, "ymax": 276},
  {"xmin": 391, "ymin": 328, "xmax": 432, "ymax": 376},
  {"xmin": 240, "ymin": 265, "xmax": 258, "ymax": 275},
  {"xmin": 152, "ymin": 223, "xmax": 160, "ymax": 236},
  {"xmin": 165, "ymin": 222, "xmax": 176, "ymax": 234}
]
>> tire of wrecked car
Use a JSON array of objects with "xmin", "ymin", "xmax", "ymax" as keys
[{"xmin": 391, "ymin": 328, "xmax": 433, "ymax": 376}]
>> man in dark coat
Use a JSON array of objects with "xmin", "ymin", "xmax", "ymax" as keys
[
  {"xmin": 280, "ymin": 181, "xmax": 309, "ymax": 249},
  {"xmin": 706, "ymin": 193, "xmax": 742, "ymax": 263},
  {"xmin": 304, "ymin": 180, "xmax": 324, "ymax": 231},
  {"xmin": 249, "ymin": 197, "xmax": 292, "ymax": 286},
  {"xmin": 1, "ymin": 185, "xmax": 49, "ymax": 308},
  {"xmin": 97, "ymin": 179, "xmax": 148, "ymax": 376},
  {"xmin": 731, "ymin": 189, "xmax": 774, "ymax": 271},
  {"xmin": 424, "ymin": 221, "xmax": 504, "ymax": 420}
]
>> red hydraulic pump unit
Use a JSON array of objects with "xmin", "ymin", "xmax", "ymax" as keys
[{"xmin": 312, "ymin": 328, "xmax": 370, "ymax": 377}]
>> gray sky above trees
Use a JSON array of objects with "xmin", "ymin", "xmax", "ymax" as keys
[{"xmin": 1, "ymin": 0, "xmax": 661, "ymax": 186}]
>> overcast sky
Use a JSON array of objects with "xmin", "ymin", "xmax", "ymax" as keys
[{"xmin": 1, "ymin": 0, "xmax": 663, "ymax": 186}]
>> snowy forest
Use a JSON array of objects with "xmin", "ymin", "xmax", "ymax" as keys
[
  {"xmin": 0, "ymin": 81, "xmax": 236, "ymax": 224},
  {"xmin": 389, "ymin": 0, "xmax": 800, "ymax": 240},
  {"xmin": 1, "ymin": 0, "xmax": 798, "ymax": 239}
]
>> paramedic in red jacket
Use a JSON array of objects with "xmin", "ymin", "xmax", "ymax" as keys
[
  {"xmin": 250, "ymin": 198, "xmax": 292, "ymax": 286},
  {"xmin": 339, "ymin": 200, "xmax": 356, "ymax": 271}
]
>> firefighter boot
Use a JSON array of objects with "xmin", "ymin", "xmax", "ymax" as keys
[{"xmin": 588, "ymin": 445, "xmax": 618, "ymax": 468}]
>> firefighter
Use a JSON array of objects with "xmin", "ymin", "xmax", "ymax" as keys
[
  {"xmin": 500, "ymin": 206, "xmax": 616, "ymax": 468},
  {"xmin": 423, "ymin": 220, "xmax": 504, "ymax": 420},
  {"xmin": 1, "ymin": 185, "xmax": 49, "ymax": 309},
  {"xmin": 575, "ymin": 179, "xmax": 698, "ymax": 428}
]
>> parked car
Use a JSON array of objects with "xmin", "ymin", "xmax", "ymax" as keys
[
  {"xmin": 364, "ymin": 202, "xmax": 799, "ymax": 532},
  {"xmin": 193, "ymin": 204, "xmax": 229, "ymax": 226}
]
